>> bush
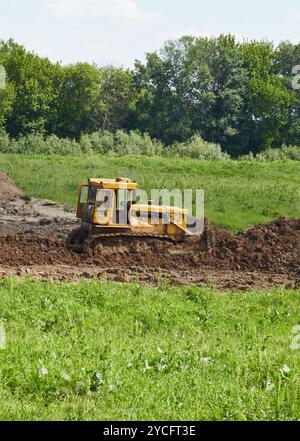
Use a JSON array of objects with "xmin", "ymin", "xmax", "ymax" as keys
[
  {"xmin": 79, "ymin": 131, "xmax": 114, "ymax": 154},
  {"xmin": 112, "ymin": 130, "xmax": 163, "ymax": 156},
  {"xmin": 45, "ymin": 135, "xmax": 82, "ymax": 156},
  {"xmin": 0, "ymin": 130, "xmax": 299, "ymax": 161},
  {"xmin": 240, "ymin": 145, "xmax": 300, "ymax": 162},
  {"xmin": 260, "ymin": 145, "xmax": 300, "ymax": 161},
  {"xmin": 1, "ymin": 133, "xmax": 81, "ymax": 155},
  {"xmin": 0, "ymin": 130, "xmax": 164, "ymax": 157},
  {"xmin": 79, "ymin": 130, "xmax": 163, "ymax": 156},
  {"xmin": 0, "ymin": 132, "xmax": 10, "ymax": 151},
  {"xmin": 164, "ymin": 135, "xmax": 230, "ymax": 160}
]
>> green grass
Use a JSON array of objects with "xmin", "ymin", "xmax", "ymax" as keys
[
  {"xmin": 0, "ymin": 154, "xmax": 299, "ymax": 231},
  {"xmin": 0, "ymin": 155, "xmax": 299, "ymax": 421},
  {"xmin": 0, "ymin": 278, "xmax": 299, "ymax": 421}
]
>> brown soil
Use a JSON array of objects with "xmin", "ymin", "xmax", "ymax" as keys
[
  {"xmin": 0, "ymin": 172, "xmax": 299, "ymax": 291},
  {"xmin": 0, "ymin": 171, "xmax": 21, "ymax": 201}
]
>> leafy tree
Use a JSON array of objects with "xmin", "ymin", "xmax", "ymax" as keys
[
  {"xmin": 274, "ymin": 41, "xmax": 300, "ymax": 146},
  {"xmin": 133, "ymin": 38, "xmax": 200, "ymax": 144},
  {"xmin": 0, "ymin": 36, "xmax": 299, "ymax": 154},
  {"xmin": 133, "ymin": 36, "xmax": 299, "ymax": 154},
  {"xmin": 97, "ymin": 66, "xmax": 136, "ymax": 132},
  {"xmin": 194, "ymin": 35, "xmax": 247, "ymax": 154},
  {"xmin": 57, "ymin": 64, "xmax": 135, "ymax": 138},
  {"xmin": 239, "ymin": 41, "xmax": 296, "ymax": 152},
  {"xmin": 0, "ymin": 63, "xmax": 15, "ymax": 132},
  {"xmin": 0, "ymin": 39, "xmax": 62, "ymax": 136},
  {"xmin": 56, "ymin": 63, "xmax": 101, "ymax": 138}
]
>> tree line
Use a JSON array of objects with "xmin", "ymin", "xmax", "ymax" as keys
[{"xmin": 0, "ymin": 35, "xmax": 299, "ymax": 156}]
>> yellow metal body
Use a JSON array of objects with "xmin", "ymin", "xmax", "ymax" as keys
[{"xmin": 76, "ymin": 178, "xmax": 189, "ymax": 239}]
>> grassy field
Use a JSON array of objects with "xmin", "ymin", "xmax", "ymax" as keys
[
  {"xmin": 0, "ymin": 154, "xmax": 299, "ymax": 231},
  {"xmin": 0, "ymin": 155, "xmax": 299, "ymax": 421},
  {"xmin": 0, "ymin": 278, "xmax": 299, "ymax": 421}
]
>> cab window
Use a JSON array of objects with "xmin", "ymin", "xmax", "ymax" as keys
[
  {"xmin": 96, "ymin": 190, "xmax": 112, "ymax": 208},
  {"xmin": 88, "ymin": 186, "xmax": 97, "ymax": 202}
]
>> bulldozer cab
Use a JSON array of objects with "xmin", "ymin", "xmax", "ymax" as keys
[
  {"xmin": 76, "ymin": 179, "xmax": 137, "ymax": 227},
  {"xmin": 77, "ymin": 186, "xmax": 115, "ymax": 226}
]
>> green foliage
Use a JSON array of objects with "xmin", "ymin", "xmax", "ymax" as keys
[
  {"xmin": 0, "ymin": 278, "xmax": 299, "ymax": 420},
  {"xmin": 53, "ymin": 63, "xmax": 134, "ymax": 139},
  {"xmin": 0, "ymin": 154, "xmax": 299, "ymax": 231},
  {"xmin": 97, "ymin": 67, "xmax": 137, "ymax": 132},
  {"xmin": 0, "ymin": 80, "xmax": 15, "ymax": 129},
  {"xmin": 134, "ymin": 36, "xmax": 300, "ymax": 155},
  {"xmin": 1, "ymin": 130, "xmax": 300, "ymax": 163},
  {"xmin": 274, "ymin": 41, "xmax": 300, "ymax": 146},
  {"xmin": 56, "ymin": 63, "xmax": 101, "ymax": 138},
  {"xmin": 165, "ymin": 135, "xmax": 229, "ymax": 160},
  {"xmin": 1, "ymin": 37, "xmax": 300, "ymax": 155},
  {"xmin": 0, "ymin": 39, "xmax": 62, "ymax": 136},
  {"xmin": 246, "ymin": 75, "xmax": 295, "ymax": 150},
  {"xmin": 111, "ymin": 130, "xmax": 163, "ymax": 156},
  {"xmin": 1, "ymin": 133, "xmax": 81, "ymax": 155},
  {"xmin": 240, "ymin": 145, "xmax": 300, "ymax": 162},
  {"xmin": 256, "ymin": 145, "xmax": 300, "ymax": 162},
  {"xmin": 81, "ymin": 130, "xmax": 164, "ymax": 156},
  {"xmin": 0, "ymin": 130, "xmax": 164, "ymax": 156},
  {"xmin": 0, "ymin": 131, "xmax": 10, "ymax": 150}
]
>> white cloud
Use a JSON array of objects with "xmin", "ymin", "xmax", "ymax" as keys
[{"xmin": 50, "ymin": 0, "xmax": 158, "ymax": 23}]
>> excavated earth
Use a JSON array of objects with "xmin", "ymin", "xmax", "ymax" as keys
[{"xmin": 0, "ymin": 172, "xmax": 299, "ymax": 291}]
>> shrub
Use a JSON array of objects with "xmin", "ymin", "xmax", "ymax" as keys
[
  {"xmin": 256, "ymin": 145, "xmax": 300, "ymax": 162},
  {"xmin": 0, "ymin": 132, "xmax": 10, "ymax": 151},
  {"xmin": 8, "ymin": 133, "xmax": 46, "ymax": 154},
  {"xmin": 273, "ymin": 145, "xmax": 300, "ymax": 161},
  {"xmin": 80, "ymin": 131, "xmax": 114, "ymax": 154},
  {"xmin": 164, "ymin": 135, "xmax": 230, "ymax": 160},
  {"xmin": 0, "ymin": 130, "xmax": 299, "ymax": 161},
  {"xmin": 0, "ymin": 133, "xmax": 81, "ymax": 155},
  {"xmin": 45, "ymin": 135, "xmax": 82, "ymax": 156},
  {"xmin": 79, "ymin": 130, "xmax": 164, "ymax": 156},
  {"xmin": 112, "ymin": 130, "xmax": 163, "ymax": 156},
  {"xmin": 241, "ymin": 145, "xmax": 300, "ymax": 162}
]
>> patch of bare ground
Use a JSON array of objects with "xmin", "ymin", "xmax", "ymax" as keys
[{"xmin": 0, "ymin": 171, "xmax": 299, "ymax": 291}]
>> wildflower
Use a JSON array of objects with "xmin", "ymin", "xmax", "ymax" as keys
[
  {"xmin": 201, "ymin": 357, "xmax": 214, "ymax": 366},
  {"xmin": 61, "ymin": 370, "xmax": 71, "ymax": 381},
  {"xmin": 280, "ymin": 364, "xmax": 291, "ymax": 374},
  {"xmin": 265, "ymin": 380, "xmax": 275, "ymax": 392},
  {"xmin": 39, "ymin": 367, "xmax": 48, "ymax": 376},
  {"xmin": 143, "ymin": 360, "xmax": 151, "ymax": 373}
]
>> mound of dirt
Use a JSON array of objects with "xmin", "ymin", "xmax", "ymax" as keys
[
  {"xmin": 0, "ymin": 171, "xmax": 21, "ymax": 202},
  {"xmin": 0, "ymin": 171, "xmax": 299, "ymax": 291},
  {"xmin": 210, "ymin": 217, "xmax": 299, "ymax": 274},
  {"xmin": 0, "ymin": 217, "xmax": 298, "ymax": 291}
]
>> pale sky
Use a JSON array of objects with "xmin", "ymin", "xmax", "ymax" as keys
[{"xmin": 0, "ymin": 0, "xmax": 299, "ymax": 67}]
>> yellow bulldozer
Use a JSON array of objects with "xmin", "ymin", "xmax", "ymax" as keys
[{"xmin": 67, "ymin": 177, "xmax": 209, "ymax": 253}]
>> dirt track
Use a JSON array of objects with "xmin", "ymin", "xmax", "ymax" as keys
[{"xmin": 0, "ymin": 172, "xmax": 299, "ymax": 291}]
